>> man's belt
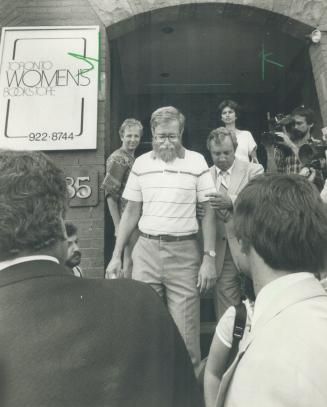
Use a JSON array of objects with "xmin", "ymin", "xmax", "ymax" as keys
[{"xmin": 139, "ymin": 231, "xmax": 197, "ymax": 242}]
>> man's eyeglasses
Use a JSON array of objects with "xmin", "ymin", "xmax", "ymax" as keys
[{"xmin": 155, "ymin": 134, "xmax": 179, "ymax": 143}]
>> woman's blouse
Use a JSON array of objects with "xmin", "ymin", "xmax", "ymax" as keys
[
  {"xmin": 102, "ymin": 148, "xmax": 135, "ymax": 214},
  {"xmin": 234, "ymin": 130, "xmax": 257, "ymax": 162}
]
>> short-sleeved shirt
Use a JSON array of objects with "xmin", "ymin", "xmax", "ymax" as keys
[
  {"xmin": 235, "ymin": 130, "xmax": 257, "ymax": 162},
  {"xmin": 274, "ymin": 144, "xmax": 324, "ymax": 191},
  {"xmin": 101, "ymin": 148, "xmax": 135, "ymax": 214},
  {"xmin": 273, "ymin": 145, "xmax": 301, "ymax": 174},
  {"xmin": 123, "ymin": 149, "xmax": 216, "ymax": 236},
  {"xmin": 216, "ymin": 299, "xmax": 254, "ymax": 348}
]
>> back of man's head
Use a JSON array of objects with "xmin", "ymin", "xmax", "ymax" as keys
[
  {"xmin": 234, "ymin": 173, "xmax": 327, "ymax": 274},
  {"xmin": 0, "ymin": 150, "xmax": 67, "ymax": 261}
]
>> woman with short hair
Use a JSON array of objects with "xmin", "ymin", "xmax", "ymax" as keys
[
  {"xmin": 218, "ymin": 100, "xmax": 257, "ymax": 162},
  {"xmin": 102, "ymin": 118, "xmax": 143, "ymax": 278}
]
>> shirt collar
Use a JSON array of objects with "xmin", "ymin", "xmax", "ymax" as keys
[
  {"xmin": 0, "ymin": 255, "xmax": 59, "ymax": 272},
  {"xmin": 151, "ymin": 147, "xmax": 186, "ymax": 160},
  {"xmin": 215, "ymin": 161, "xmax": 235, "ymax": 176},
  {"xmin": 252, "ymin": 272, "xmax": 314, "ymax": 329}
]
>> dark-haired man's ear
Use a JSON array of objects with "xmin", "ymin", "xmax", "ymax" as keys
[
  {"xmin": 238, "ymin": 238, "xmax": 248, "ymax": 255},
  {"xmin": 236, "ymin": 238, "xmax": 251, "ymax": 275}
]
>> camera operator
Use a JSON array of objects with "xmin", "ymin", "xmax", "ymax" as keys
[{"xmin": 271, "ymin": 106, "xmax": 324, "ymax": 190}]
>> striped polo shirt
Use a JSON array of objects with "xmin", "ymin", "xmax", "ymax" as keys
[{"xmin": 123, "ymin": 149, "xmax": 216, "ymax": 236}]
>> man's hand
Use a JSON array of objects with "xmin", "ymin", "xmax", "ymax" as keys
[
  {"xmin": 299, "ymin": 167, "xmax": 316, "ymax": 183},
  {"xmin": 105, "ymin": 256, "xmax": 123, "ymax": 279},
  {"xmin": 196, "ymin": 203, "xmax": 206, "ymax": 220},
  {"xmin": 197, "ymin": 256, "xmax": 217, "ymax": 294},
  {"xmin": 205, "ymin": 192, "xmax": 233, "ymax": 211},
  {"xmin": 275, "ymin": 129, "xmax": 298, "ymax": 155}
]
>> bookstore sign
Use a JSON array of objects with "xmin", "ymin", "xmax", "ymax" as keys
[{"xmin": 0, "ymin": 26, "xmax": 99, "ymax": 150}]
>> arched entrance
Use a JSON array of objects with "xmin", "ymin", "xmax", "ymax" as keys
[
  {"xmin": 100, "ymin": 0, "xmax": 326, "ymax": 355},
  {"xmin": 108, "ymin": 2, "xmax": 322, "ymax": 152},
  {"xmin": 103, "ymin": 0, "xmax": 324, "ymax": 252}
]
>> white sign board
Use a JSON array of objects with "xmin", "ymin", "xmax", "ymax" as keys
[{"xmin": 0, "ymin": 26, "xmax": 99, "ymax": 150}]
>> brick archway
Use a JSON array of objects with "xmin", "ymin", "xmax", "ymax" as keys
[
  {"xmin": 90, "ymin": 0, "xmax": 327, "ymax": 123},
  {"xmin": 90, "ymin": 0, "xmax": 327, "ymax": 35}
]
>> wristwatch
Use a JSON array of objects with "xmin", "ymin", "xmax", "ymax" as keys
[{"xmin": 204, "ymin": 250, "xmax": 216, "ymax": 258}]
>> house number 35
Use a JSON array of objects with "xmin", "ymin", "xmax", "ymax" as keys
[{"xmin": 66, "ymin": 176, "xmax": 92, "ymax": 199}]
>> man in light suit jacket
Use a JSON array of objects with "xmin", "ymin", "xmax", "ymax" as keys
[
  {"xmin": 205, "ymin": 127, "xmax": 263, "ymax": 319},
  {"xmin": 0, "ymin": 150, "xmax": 202, "ymax": 407},
  {"xmin": 216, "ymin": 173, "xmax": 327, "ymax": 407}
]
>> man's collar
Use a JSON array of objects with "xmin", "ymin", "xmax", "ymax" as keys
[
  {"xmin": 151, "ymin": 147, "xmax": 186, "ymax": 160},
  {"xmin": 215, "ymin": 160, "xmax": 235, "ymax": 175},
  {"xmin": 0, "ymin": 255, "xmax": 59, "ymax": 272},
  {"xmin": 252, "ymin": 272, "xmax": 313, "ymax": 329}
]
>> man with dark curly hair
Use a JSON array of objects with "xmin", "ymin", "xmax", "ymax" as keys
[
  {"xmin": 65, "ymin": 221, "xmax": 83, "ymax": 277},
  {"xmin": 0, "ymin": 150, "xmax": 202, "ymax": 407}
]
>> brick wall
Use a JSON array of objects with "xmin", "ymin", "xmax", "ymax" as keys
[{"xmin": 0, "ymin": 0, "xmax": 109, "ymax": 278}]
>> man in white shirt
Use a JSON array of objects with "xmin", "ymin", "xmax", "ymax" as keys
[
  {"xmin": 107, "ymin": 106, "xmax": 217, "ymax": 372},
  {"xmin": 216, "ymin": 173, "xmax": 327, "ymax": 407},
  {"xmin": 204, "ymin": 127, "xmax": 263, "ymax": 319}
]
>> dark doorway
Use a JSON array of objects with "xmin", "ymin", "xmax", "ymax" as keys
[
  {"xmin": 106, "ymin": 6, "xmax": 321, "ymax": 357},
  {"xmin": 108, "ymin": 15, "xmax": 321, "ymax": 153}
]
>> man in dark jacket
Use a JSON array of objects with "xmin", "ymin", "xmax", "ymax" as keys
[{"xmin": 0, "ymin": 150, "xmax": 201, "ymax": 407}]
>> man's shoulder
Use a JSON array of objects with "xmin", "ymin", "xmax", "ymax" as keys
[
  {"xmin": 184, "ymin": 149, "xmax": 208, "ymax": 169},
  {"xmin": 252, "ymin": 283, "xmax": 327, "ymax": 345},
  {"xmin": 248, "ymin": 161, "xmax": 264, "ymax": 174},
  {"xmin": 184, "ymin": 148, "xmax": 207, "ymax": 162},
  {"xmin": 132, "ymin": 151, "xmax": 155, "ymax": 171},
  {"xmin": 107, "ymin": 148, "xmax": 125, "ymax": 161},
  {"xmin": 227, "ymin": 283, "xmax": 327, "ymax": 406},
  {"xmin": 233, "ymin": 158, "xmax": 263, "ymax": 173},
  {"xmin": 134, "ymin": 151, "xmax": 153, "ymax": 163},
  {"xmin": 109, "ymin": 148, "xmax": 122, "ymax": 157}
]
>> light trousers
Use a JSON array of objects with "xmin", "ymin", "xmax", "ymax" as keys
[
  {"xmin": 215, "ymin": 243, "xmax": 241, "ymax": 320},
  {"xmin": 132, "ymin": 236, "xmax": 201, "ymax": 371}
]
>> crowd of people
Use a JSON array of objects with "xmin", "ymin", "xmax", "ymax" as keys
[{"xmin": 1, "ymin": 101, "xmax": 327, "ymax": 406}]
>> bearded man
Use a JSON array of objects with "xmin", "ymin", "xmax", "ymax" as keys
[
  {"xmin": 106, "ymin": 106, "xmax": 217, "ymax": 373},
  {"xmin": 273, "ymin": 106, "xmax": 324, "ymax": 189}
]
